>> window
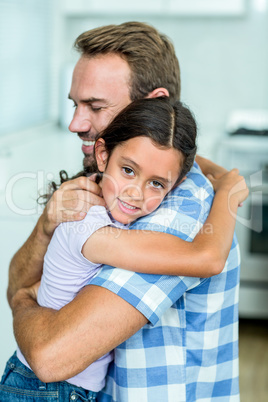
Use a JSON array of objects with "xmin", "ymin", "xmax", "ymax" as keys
[{"xmin": 0, "ymin": 0, "xmax": 53, "ymax": 135}]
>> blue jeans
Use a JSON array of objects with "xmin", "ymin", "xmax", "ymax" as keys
[{"xmin": 0, "ymin": 353, "xmax": 98, "ymax": 401}]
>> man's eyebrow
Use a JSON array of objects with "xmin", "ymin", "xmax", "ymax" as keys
[
  {"xmin": 68, "ymin": 94, "xmax": 107, "ymax": 104},
  {"xmin": 121, "ymin": 157, "xmax": 172, "ymax": 184}
]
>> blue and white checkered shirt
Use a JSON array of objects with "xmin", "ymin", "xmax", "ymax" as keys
[{"xmin": 90, "ymin": 162, "xmax": 240, "ymax": 401}]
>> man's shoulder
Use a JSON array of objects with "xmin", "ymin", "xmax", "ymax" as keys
[
  {"xmin": 176, "ymin": 161, "xmax": 214, "ymax": 198},
  {"xmin": 161, "ymin": 161, "xmax": 214, "ymax": 210}
]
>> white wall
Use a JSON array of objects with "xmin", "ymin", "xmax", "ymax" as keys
[
  {"xmin": 1, "ymin": 0, "xmax": 268, "ymax": 376},
  {"xmin": 0, "ymin": 125, "xmax": 82, "ymax": 373},
  {"xmin": 60, "ymin": 0, "xmax": 268, "ymax": 158}
]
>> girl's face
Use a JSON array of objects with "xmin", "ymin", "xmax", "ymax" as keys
[{"xmin": 96, "ymin": 136, "xmax": 183, "ymax": 224}]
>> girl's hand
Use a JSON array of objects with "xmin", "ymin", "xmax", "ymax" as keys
[
  {"xmin": 207, "ymin": 169, "xmax": 249, "ymax": 206},
  {"xmin": 27, "ymin": 281, "xmax": 41, "ymax": 301},
  {"xmin": 42, "ymin": 175, "xmax": 105, "ymax": 238}
]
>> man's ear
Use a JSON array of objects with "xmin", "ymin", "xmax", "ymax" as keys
[
  {"xmin": 147, "ymin": 87, "xmax": 169, "ymax": 99},
  {"xmin": 95, "ymin": 138, "xmax": 108, "ymax": 172}
]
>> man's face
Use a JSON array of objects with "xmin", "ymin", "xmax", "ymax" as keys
[{"xmin": 68, "ymin": 54, "xmax": 132, "ymax": 168}]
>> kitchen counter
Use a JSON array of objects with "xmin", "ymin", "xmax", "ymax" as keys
[
  {"xmin": 0, "ymin": 122, "xmax": 83, "ymax": 219},
  {"xmin": 0, "ymin": 122, "xmax": 83, "ymax": 373}
]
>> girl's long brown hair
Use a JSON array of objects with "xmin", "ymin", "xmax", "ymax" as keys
[{"xmin": 39, "ymin": 97, "xmax": 197, "ymax": 205}]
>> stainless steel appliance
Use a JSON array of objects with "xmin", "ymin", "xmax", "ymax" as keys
[{"xmin": 218, "ymin": 112, "xmax": 268, "ymax": 318}]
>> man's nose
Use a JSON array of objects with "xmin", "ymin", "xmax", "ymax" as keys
[{"xmin": 68, "ymin": 109, "xmax": 91, "ymax": 134}]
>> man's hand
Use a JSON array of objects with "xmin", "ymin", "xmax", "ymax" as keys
[
  {"xmin": 43, "ymin": 175, "xmax": 105, "ymax": 237},
  {"xmin": 11, "ymin": 282, "xmax": 40, "ymax": 312}
]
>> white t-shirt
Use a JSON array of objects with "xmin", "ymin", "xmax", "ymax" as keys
[{"xmin": 17, "ymin": 206, "xmax": 126, "ymax": 392}]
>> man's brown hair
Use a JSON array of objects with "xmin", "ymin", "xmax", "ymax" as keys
[{"xmin": 74, "ymin": 21, "xmax": 181, "ymax": 102}]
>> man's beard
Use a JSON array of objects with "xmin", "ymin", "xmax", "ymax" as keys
[
  {"xmin": 83, "ymin": 152, "xmax": 96, "ymax": 170},
  {"xmin": 83, "ymin": 153, "xmax": 98, "ymax": 175}
]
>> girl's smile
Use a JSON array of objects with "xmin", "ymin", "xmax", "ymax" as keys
[
  {"xmin": 117, "ymin": 198, "xmax": 141, "ymax": 214},
  {"xmin": 96, "ymin": 136, "xmax": 183, "ymax": 224}
]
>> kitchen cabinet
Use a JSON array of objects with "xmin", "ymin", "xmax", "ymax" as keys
[
  {"xmin": 0, "ymin": 123, "xmax": 82, "ymax": 374},
  {"xmin": 218, "ymin": 134, "xmax": 268, "ymax": 318},
  {"xmin": 61, "ymin": 0, "xmax": 246, "ymax": 17},
  {"xmin": 169, "ymin": 0, "xmax": 245, "ymax": 16},
  {"xmin": 62, "ymin": 0, "xmax": 162, "ymax": 15}
]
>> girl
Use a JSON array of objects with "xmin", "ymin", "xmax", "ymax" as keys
[{"xmin": 10, "ymin": 98, "xmax": 247, "ymax": 398}]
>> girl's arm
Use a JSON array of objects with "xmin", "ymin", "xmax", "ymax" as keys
[
  {"xmin": 195, "ymin": 155, "xmax": 228, "ymax": 178},
  {"xmin": 83, "ymin": 169, "xmax": 248, "ymax": 278}
]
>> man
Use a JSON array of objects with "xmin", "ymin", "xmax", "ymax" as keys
[{"xmin": 6, "ymin": 22, "xmax": 240, "ymax": 401}]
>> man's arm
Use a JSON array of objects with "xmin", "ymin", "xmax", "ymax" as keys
[
  {"xmin": 7, "ymin": 177, "xmax": 104, "ymax": 306},
  {"xmin": 195, "ymin": 155, "xmax": 228, "ymax": 178},
  {"xmin": 12, "ymin": 284, "xmax": 147, "ymax": 383},
  {"xmin": 7, "ymin": 214, "xmax": 51, "ymax": 306}
]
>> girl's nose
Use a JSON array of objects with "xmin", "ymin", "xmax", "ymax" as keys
[{"xmin": 124, "ymin": 184, "xmax": 144, "ymax": 200}]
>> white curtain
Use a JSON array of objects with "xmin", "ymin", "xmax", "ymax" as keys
[{"xmin": 0, "ymin": 0, "xmax": 53, "ymax": 135}]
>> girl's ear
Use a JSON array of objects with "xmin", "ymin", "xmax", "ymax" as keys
[{"xmin": 95, "ymin": 138, "xmax": 108, "ymax": 172}]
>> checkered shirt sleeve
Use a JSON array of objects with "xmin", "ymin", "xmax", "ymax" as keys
[{"xmin": 90, "ymin": 162, "xmax": 241, "ymax": 401}]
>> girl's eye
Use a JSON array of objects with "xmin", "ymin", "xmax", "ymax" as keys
[
  {"xmin": 150, "ymin": 180, "xmax": 164, "ymax": 189},
  {"xmin": 122, "ymin": 167, "xmax": 134, "ymax": 176}
]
